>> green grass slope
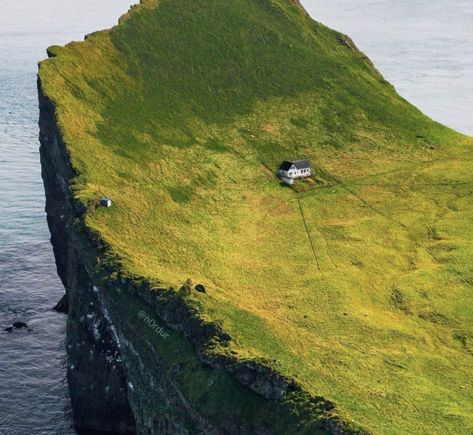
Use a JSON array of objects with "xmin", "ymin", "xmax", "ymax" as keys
[{"xmin": 39, "ymin": 0, "xmax": 473, "ymax": 433}]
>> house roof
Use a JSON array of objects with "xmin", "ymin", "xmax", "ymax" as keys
[
  {"xmin": 293, "ymin": 159, "xmax": 311, "ymax": 169},
  {"xmin": 279, "ymin": 159, "xmax": 311, "ymax": 171},
  {"xmin": 279, "ymin": 161, "xmax": 293, "ymax": 171}
]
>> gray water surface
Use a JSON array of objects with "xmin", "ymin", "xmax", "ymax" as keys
[
  {"xmin": 302, "ymin": 0, "xmax": 473, "ymax": 135},
  {"xmin": 0, "ymin": 2, "xmax": 135, "ymax": 434},
  {"xmin": 0, "ymin": 1, "xmax": 471, "ymax": 434}
]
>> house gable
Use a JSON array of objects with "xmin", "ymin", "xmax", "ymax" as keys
[{"xmin": 279, "ymin": 161, "xmax": 294, "ymax": 171}]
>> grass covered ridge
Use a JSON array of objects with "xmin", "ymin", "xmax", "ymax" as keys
[{"xmin": 39, "ymin": 0, "xmax": 473, "ymax": 433}]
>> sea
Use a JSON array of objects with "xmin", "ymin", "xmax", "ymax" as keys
[
  {"xmin": 0, "ymin": 1, "xmax": 471, "ymax": 434},
  {"xmin": 0, "ymin": 2, "xmax": 136, "ymax": 434}
]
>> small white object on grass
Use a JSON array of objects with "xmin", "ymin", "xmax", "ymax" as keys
[{"xmin": 100, "ymin": 196, "xmax": 112, "ymax": 207}]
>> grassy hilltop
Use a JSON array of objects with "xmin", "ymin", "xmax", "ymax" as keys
[{"xmin": 39, "ymin": 0, "xmax": 473, "ymax": 433}]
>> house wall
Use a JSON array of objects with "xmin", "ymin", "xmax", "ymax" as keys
[
  {"xmin": 278, "ymin": 167, "xmax": 312, "ymax": 179},
  {"xmin": 278, "ymin": 170, "xmax": 290, "ymax": 178}
]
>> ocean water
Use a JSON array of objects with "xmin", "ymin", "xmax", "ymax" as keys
[
  {"xmin": 0, "ymin": 2, "xmax": 135, "ymax": 434},
  {"xmin": 0, "ymin": 1, "xmax": 471, "ymax": 434},
  {"xmin": 301, "ymin": 0, "xmax": 473, "ymax": 135}
]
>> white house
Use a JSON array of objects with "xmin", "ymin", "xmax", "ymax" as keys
[{"xmin": 278, "ymin": 160, "xmax": 312, "ymax": 179}]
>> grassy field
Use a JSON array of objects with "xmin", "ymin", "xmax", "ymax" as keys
[{"xmin": 39, "ymin": 0, "xmax": 473, "ymax": 433}]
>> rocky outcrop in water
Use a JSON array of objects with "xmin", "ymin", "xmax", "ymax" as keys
[
  {"xmin": 53, "ymin": 294, "xmax": 68, "ymax": 313},
  {"xmin": 4, "ymin": 322, "xmax": 29, "ymax": 332}
]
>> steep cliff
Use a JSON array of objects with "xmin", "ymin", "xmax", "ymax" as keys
[{"xmin": 39, "ymin": 87, "xmax": 136, "ymax": 434}]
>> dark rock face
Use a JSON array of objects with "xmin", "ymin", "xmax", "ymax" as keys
[
  {"xmin": 195, "ymin": 284, "xmax": 206, "ymax": 294},
  {"xmin": 228, "ymin": 361, "xmax": 294, "ymax": 400},
  {"xmin": 67, "ymin": 279, "xmax": 136, "ymax": 434},
  {"xmin": 53, "ymin": 293, "xmax": 68, "ymax": 313}
]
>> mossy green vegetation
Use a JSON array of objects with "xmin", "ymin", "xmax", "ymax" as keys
[
  {"xmin": 39, "ymin": 0, "xmax": 473, "ymax": 433},
  {"xmin": 103, "ymin": 281, "xmax": 328, "ymax": 434}
]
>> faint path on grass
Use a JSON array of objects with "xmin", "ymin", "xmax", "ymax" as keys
[
  {"xmin": 296, "ymin": 196, "xmax": 335, "ymax": 319},
  {"xmin": 296, "ymin": 196, "xmax": 321, "ymax": 273}
]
